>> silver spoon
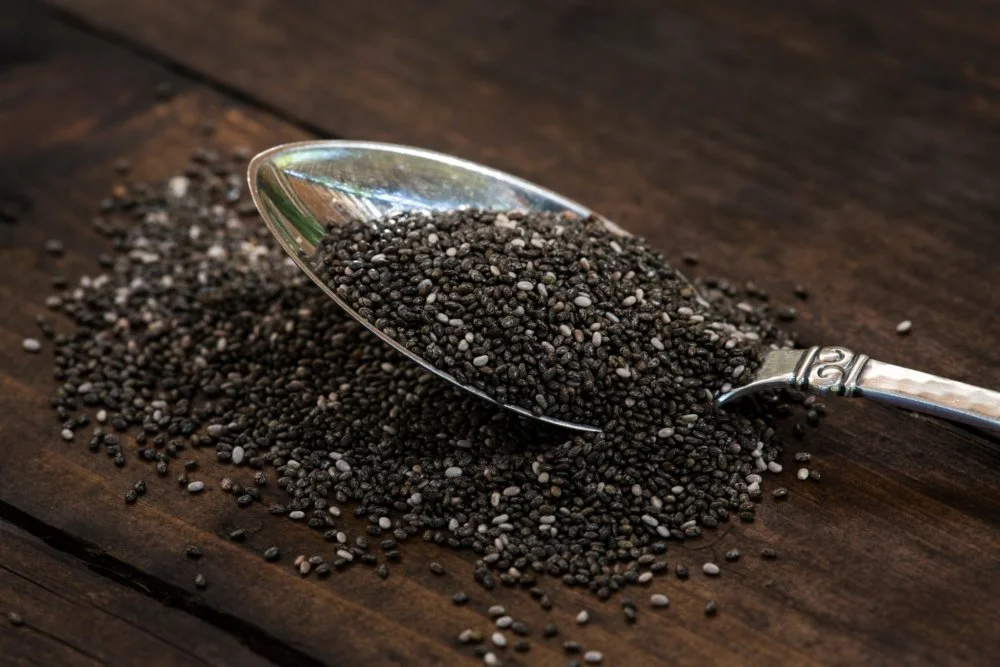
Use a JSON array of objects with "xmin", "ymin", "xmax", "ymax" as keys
[{"xmin": 248, "ymin": 140, "xmax": 1000, "ymax": 434}]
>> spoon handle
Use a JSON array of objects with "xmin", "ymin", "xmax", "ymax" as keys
[{"xmin": 719, "ymin": 346, "xmax": 1000, "ymax": 433}]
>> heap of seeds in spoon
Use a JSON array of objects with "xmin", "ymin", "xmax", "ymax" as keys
[
  {"xmin": 42, "ymin": 149, "xmax": 799, "ymax": 598},
  {"xmin": 314, "ymin": 209, "xmax": 778, "ymax": 428}
]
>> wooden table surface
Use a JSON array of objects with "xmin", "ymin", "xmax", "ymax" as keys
[{"xmin": 2, "ymin": 1, "xmax": 1000, "ymax": 665}]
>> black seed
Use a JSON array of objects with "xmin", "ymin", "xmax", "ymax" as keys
[
  {"xmin": 452, "ymin": 591, "xmax": 469, "ymax": 605},
  {"xmin": 185, "ymin": 545, "xmax": 204, "ymax": 560},
  {"xmin": 705, "ymin": 600, "xmax": 718, "ymax": 617},
  {"xmin": 263, "ymin": 547, "xmax": 280, "ymax": 562}
]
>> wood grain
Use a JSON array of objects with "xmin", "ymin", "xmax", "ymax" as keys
[
  {"xmin": 2, "ymin": 0, "xmax": 1000, "ymax": 665},
  {"xmin": 0, "ymin": 521, "xmax": 276, "ymax": 667}
]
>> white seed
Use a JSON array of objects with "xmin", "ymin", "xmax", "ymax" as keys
[
  {"xmin": 638, "ymin": 571, "xmax": 654, "ymax": 583},
  {"xmin": 370, "ymin": 253, "xmax": 386, "ymax": 263},
  {"xmin": 379, "ymin": 517, "xmax": 392, "ymax": 529},
  {"xmin": 516, "ymin": 281, "xmax": 534, "ymax": 291},
  {"xmin": 657, "ymin": 427, "xmax": 674, "ymax": 438},
  {"xmin": 496, "ymin": 615, "xmax": 513, "ymax": 628},
  {"xmin": 445, "ymin": 466, "xmax": 463, "ymax": 478},
  {"xmin": 703, "ymin": 562, "xmax": 720, "ymax": 576},
  {"xmin": 96, "ymin": 409, "xmax": 107, "ymax": 423},
  {"xmin": 288, "ymin": 510, "xmax": 305, "ymax": 520},
  {"xmin": 231, "ymin": 446, "xmax": 245, "ymax": 465},
  {"xmin": 473, "ymin": 355, "xmax": 490, "ymax": 367},
  {"xmin": 651, "ymin": 336, "xmax": 664, "ymax": 351},
  {"xmin": 615, "ymin": 367, "xmax": 631, "ymax": 379},
  {"xmin": 896, "ymin": 319, "xmax": 913, "ymax": 334},
  {"xmin": 60, "ymin": 428, "xmax": 74, "ymax": 441},
  {"xmin": 491, "ymin": 632, "xmax": 506, "ymax": 648},
  {"xmin": 797, "ymin": 467, "xmax": 810, "ymax": 480},
  {"xmin": 584, "ymin": 651, "xmax": 604, "ymax": 664},
  {"xmin": 767, "ymin": 461, "xmax": 783, "ymax": 473},
  {"xmin": 187, "ymin": 481, "xmax": 205, "ymax": 493},
  {"xmin": 576, "ymin": 610, "xmax": 589, "ymax": 624},
  {"xmin": 488, "ymin": 605, "xmax": 506, "ymax": 618},
  {"xmin": 650, "ymin": 594, "xmax": 670, "ymax": 607},
  {"xmin": 22, "ymin": 338, "xmax": 41, "ymax": 353},
  {"xmin": 336, "ymin": 549, "xmax": 354, "ymax": 561},
  {"xmin": 573, "ymin": 295, "xmax": 592, "ymax": 308},
  {"xmin": 484, "ymin": 652, "xmax": 501, "ymax": 667}
]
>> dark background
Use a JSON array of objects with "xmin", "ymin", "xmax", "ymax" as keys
[{"xmin": 2, "ymin": 1, "xmax": 999, "ymax": 665}]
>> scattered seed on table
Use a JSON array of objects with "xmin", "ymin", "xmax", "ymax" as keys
[
  {"xmin": 511, "ymin": 621, "xmax": 529, "ymax": 636},
  {"xmin": 187, "ymin": 481, "xmax": 205, "ymax": 493},
  {"xmin": 7, "ymin": 612, "xmax": 24, "ymax": 626},
  {"xmin": 675, "ymin": 565, "xmax": 689, "ymax": 580},
  {"xmin": 703, "ymin": 562, "xmax": 720, "ymax": 576},
  {"xmin": 772, "ymin": 487, "xmax": 788, "ymax": 500},
  {"xmin": 488, "ymin": 605, "xmax": 505, "ymax": 618},
  {"xmin": 452, "ymin": 591, "xmax": 469, "ymax": 605},
  {"xmin": 483, "ymin": 653, "xmax": 501, "ymax": 667},
  {"xmin": 458, "ymin": 629, "xmax": 478, "ymax": 644},
  {"xmin": 22, "ymin": 338, "xmax": 41, "ymax": 353},
  {"xmin": 793, "ymin": 285, "xmax": 809, "ymax": 300},
  {"xmin": 809, "ymin": 470, "xmax": 822, "ymax": 481},
  {"xmin": 584, "ymin": 650, "xmax": 604, "ymax": 664},
  {"xmin": 514, "ymin": 640, "xmax": 530, "ymax": 653},
  {"xmin": 194, "ymin": 573, "xmax": 207, "ymax": 589},
  {"xmin": 650, "ymin": 594, "xmax": 669, "ymax": 608},
  {"xmin": 575, "ymin": 610, "xmax": 589, "ymax": 625},
  {"xmin": 762, "ymin": 548, "xmax": 779, "ymax": 560},
  {"xmin": 496, "ymin": 615, "xmax": 513, "ymax": 628},
  {"xmin": 797, "ymin": 468, "xmax": 810, "ymax": 481},
  {"xmin": 725, "ymin": 549, "xmax": 741, "ymax": 562},
  {"xmin": 228, "ymin": 529, "xmax": 246, "ymax": 542},
  {"xmin": 563, "ymin": 641, "xmax": 581, "ymax": 654},
  {"xmin": 263, "ymin": 547, "xmax": 280, "ymax": 562},
  {"xmin": 44, "ymin": 239, "xmax": 65, "ymax": 256},
  {"xmin": 491, "ymin": 632, "xmax": 507, "ymax": 648},
  {"xmin": 705, "ymin": 600, "xmax": 718, "ymax": 617},
  {"xmin": 429, "ymin": 562, "xmax": 445, "ymax": 575},
  {"xmin": 124, "ymin": 488, "xmax": 138, "ymax": 504},
  {"xmin": 896, "ymin": 320, "xmax": 913, "ymax": 335},
  {"xmin": 185, "ymin": 545, "xmax": 203, "ymax": 560}
]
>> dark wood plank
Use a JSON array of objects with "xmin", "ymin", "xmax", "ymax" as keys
[
  {"xmin": 6, "ymin": 1, "xmax": 1000, "ymax": 665},
  {"xmin": 0, "ymin": 521, "xmax": 276, "ymax": 667}
]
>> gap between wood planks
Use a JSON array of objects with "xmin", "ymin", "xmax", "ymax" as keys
[
  {"xmin": 37, "ymin": 0, "xmax": 334, "ymax": 140},
  {"xmin": 0, "ymin": 501, "xmax": 324, "ymax": 667}
]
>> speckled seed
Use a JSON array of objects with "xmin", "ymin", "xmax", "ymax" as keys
[{"xmin": 797, "ymin": 468, "xmax": 810, "ymax": 480}]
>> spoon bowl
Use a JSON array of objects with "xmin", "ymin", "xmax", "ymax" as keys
[{"xmin": 248, "ymin": 140, "xmax": 634, "ymax": 433}]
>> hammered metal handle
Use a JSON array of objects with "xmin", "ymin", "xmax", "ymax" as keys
[{"xmin": 794, "ymin": 346, "xmax": 1000, "ymax": 433}]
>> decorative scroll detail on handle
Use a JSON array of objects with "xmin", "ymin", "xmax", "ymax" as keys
[{"xmin": 793, "ymin": 346, "xmax": 870, "ymax": 397}]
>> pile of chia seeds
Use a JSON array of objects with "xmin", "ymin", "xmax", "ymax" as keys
[
  {"xmin": 314, "ymin": 209, "xmax": 779, "ymax": 428},
  {"xmin": 37, "ymin": 147, "xmax": 818, "ymax": 643}
]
